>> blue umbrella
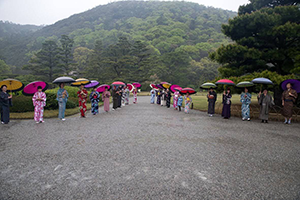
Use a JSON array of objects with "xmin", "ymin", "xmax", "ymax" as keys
[{"xmin": 251, "ymin": 78, "xmax": 273, "ymax": 85}]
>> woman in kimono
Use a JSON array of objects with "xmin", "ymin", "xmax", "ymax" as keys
[
  {"xmin": 257, "ymin": 89, "xmax": 274, "ymax": 123},
  {"xmin": 57, "ymin": 83, "xmax": 68, "ymax": 121},
  {"xmin": 207, "ymin": 88, "xmax": 217, "ymax": 117},
  {"xmin": 117, "ymin": 87, "xmax": 122, "ymax": 108},
  {"xmin": 77, "ymin": 84, "xmax": 88, "ymax": 118},
  {"xmin": 166, "ymin": 89, "xmax": 171, "ymax": 108},
  {"xmin": 184, "ymin": 93, "xmax": 192, "ymax": 114},
  {"xmin": 90, "ymin": 87, "xmax": 100, "ymax": 115},
  {"xmin": 102, "ymin": 87, "xmax": 111, "ymax": 112},
  {"xmin": 240, "ymin": 88, "xmax": 252, "ymax": 121},
  {"xmin": 150, "ymin": 88, "xmax": 156, "ymax": 104},
  {"xmin": 156, "ymin": 90, "xmax": 161, "ymax": 105},
  {"xmin": 112, "ymin": 86, "xmax": 118, "ymax": 110},
  {"xmin": 221, "ymin": 88, "xmax": 232, "ymax": 119},
  {"xmin": 177, "ymin": 93, "xmax": 183, "ymax": 111},
  {"xmin": 0, "ymin": 85, "xmax": 12, "ymax": 124},
  {"xmin": 281, "ymin": 83, "xmax": 298, "ymax": 124},
  {"xmin": 173, "ymin": 90, "xmax": 180, "ymax": 110},
  {"xmin": 161, "ymin": 89, "xmax": 166, "ymax": 106},
  {"xmin": 133, "ymin": 87, "xmax": 138, "ymax": 104},
  {"xmin": 124, "ymin": 86, "xmax": 130, "ymax": 105},
  {"xmin": 32, "ymin": 86, "xmax": 46, "ymax": 123}
]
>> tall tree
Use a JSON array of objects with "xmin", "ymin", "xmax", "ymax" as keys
[
  {"xmin": 59, "ymin": 35, "xmax": 74, "ymax": 75},
  {"xmin": 73, "ymin": 47, "xmax": 93, "ymax": 77},
  {"xmin": 23, "ymin": 40, "xmax": 61, "ymax": 82}
]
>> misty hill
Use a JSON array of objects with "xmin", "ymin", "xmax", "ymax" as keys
[{"xmin": 0, "ymin": 1, "xmax": 236, "ymax": 66}]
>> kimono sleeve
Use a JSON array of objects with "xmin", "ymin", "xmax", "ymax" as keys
[{"xmin": 32, "ymin": 92, "xmax": 37, "ymax": 106}]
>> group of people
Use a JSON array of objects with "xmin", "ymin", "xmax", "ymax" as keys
[
  {"xmin": 111, "ymin": 85, "xmax": 138, "ymax": 110},
  {"xmin": 150, "ymin": 88, "xmax": 192, "ymax": 113}
]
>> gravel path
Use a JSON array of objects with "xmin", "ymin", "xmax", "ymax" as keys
[{"xmin": 1, "ymin": 96, "xmax": 300, "ymax": 199}]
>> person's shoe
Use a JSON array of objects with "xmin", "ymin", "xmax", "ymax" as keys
[
  {"xmin": 261, "ymin": 120, "xmax": 264, "ymax": 123},
  {"xmin": 242, "ymin": 118, "xmax": 245, "ymax": 121},
  {"xmin": 1, "ymin": 121, "xmax": 4, "ymax": 124},
  {"xmin": 62, "ymin": 118, "xmax": 66, "ymax": 121},
  {"xmin": 36, "ymin": 121, "xmax": 40, "ymax": 124},
  {"xmin": 41, "ymin": 121, "xmax": 44, "ymax": 123},
  {"xmin": 288, "ymin": 120, "xmax": 291, "ymax": 124},
  {"xmin": 247, "ymin": 118, "xmax": 250, "ymax": 121},
  {"xmin": 112, "ymin": 108, "xmax": 115, "ymax": 111},
  {"xmin": 265, "ymin": 120, "xmax": 268, "ymax": 123}
]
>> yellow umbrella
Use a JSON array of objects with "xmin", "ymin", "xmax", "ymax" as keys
[
  {"xmin": 161, "ymin": 82, "xmax": 171, "ymax": 89},
  {"xmin": 0, "ymin": 78, "xmax": 24, "ymax": 92},
  {"xmin": 71, "ymin": 78, "xmax": 90, "ymax": 86}
]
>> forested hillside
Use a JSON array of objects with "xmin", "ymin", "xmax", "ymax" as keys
[{"xmin": 0, "ymin": 1, "xmax": 237, "ymax": 88}]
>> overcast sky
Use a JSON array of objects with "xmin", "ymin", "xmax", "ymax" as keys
[{"xmin": 0, "ymin": 0, "xmax": 249, "ymax": 25}]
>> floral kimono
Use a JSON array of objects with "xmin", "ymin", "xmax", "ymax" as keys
[
  {"xmin": 150, "ymin": 89, "xmax": 156, "ymax": 104},
  {"xmin": 90, "ymin": 91, "xmax": 100, "ymax": 115},
  {"xmin": 124, "ymin": 88, "xmax": 130, "ymax": 105},
  {"xmin": 222, "ymin": 93, "xmax": 232, "ymax": 119},
  {"xmin": 57, "ymin": 88, "xmax": 68, "ymax": 119},
  {"xmin": 173, "ymin": 91, "xmax": 180, "ymax": 108},
  {"xmin": 240, "ymin": 92, "xmax": 252, "ymax": 120},
  {"xmin": 133, "ymin": 89, "xmax": 137, "ymax": 104},
  {"xmin": 184, "ymin": 95, "xmax": 192, "ymax": 113},
  {"xmin": 32, "ymin": 91, "xmax": 46, "ymax": 122},
  {"xmin": 77, "ymin": 89, "xmax": 88, "ymax": 117}
]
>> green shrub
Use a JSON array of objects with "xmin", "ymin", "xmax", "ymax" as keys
[{"xmin": 10, "ymin": 96, "xmax": 34, "ymax": 113}]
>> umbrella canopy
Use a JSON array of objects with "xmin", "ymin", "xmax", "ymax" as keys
[
  {"xmin": 281, "ymin": 79, "xmax": 300, "ymax": 93},
  {"xmin": 97, "ymin": 84, "xmax": 111, "ymax": 93},
  {"xmin": 84, "ymin": 80, "xmax": 99, "ymax": 88},
  {"xmin": 0, "ymin": 78, "xmax": 24, "ymax": 92},
  {"xmin": 22, "ymin": 81, "xmax": 48, "ymax": 96},
  {"xmin": 170, "ymin": 85, "xmax": 182, "ymax": 93},
  {"xmin": 161, "ymin": 82, "xmax": 171, "ymax": 89},
  {"xmin": 236, "ymin": 81, "xmax": 254, "ymax": 88},
  {"xmin": 112, "ymin": 81, "xmax": 125, "ymax": 86},
  {"xmin": 71, "ymin": 78, "xmax": 90, "ymax": 86},
  {"xmin": 150, "ymin": 84, "xmax": 159, "ymax": 89},
  {"xmin": 52, "ymin": 76, "xmax": 75, "ymax": 84},
  {"xmin": 132, "ymin": 82, "xmax": 141, "ymax": 88},
  {"xmin": 156, "ymin": 84, "xmax": 164, "ymax": 89},
  {"xmin": 251, "ymin": 78, "xmax": 273, "ymax": 85},
  {"xmin": 127, "ymin": 83, "xmax": 134, "ymax": 92},
  {"xmin": 216, "ymin": 79, "xmax": 235, "ymax": 86},
  {"xmin": 180, "ymin": 87, "xmax": 197, "ymax": 95},
  {"xmin": 200, "ymin": 82, "xmax": 217, "ymax": 89}
]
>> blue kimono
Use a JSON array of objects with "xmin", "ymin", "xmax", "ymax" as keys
[
  {"xmin": 177, "ymin": 96, "xmax": 183, "ymax": 111},
  {"xmin": 240, "ymin": 92, "xmax": 251, "ymax": 120},
  {"xmin": 90, "ymin": 91, "xmax": 100, "ymax": 115},
  {"xmin": 57, "ymin": 88, "xmax": 69, "ymax": 119},
  {"xmin": 150, "ymin": 89, "xmax": 156, "ymax": 104}
]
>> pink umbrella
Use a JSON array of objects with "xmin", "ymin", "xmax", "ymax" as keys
[
  {"xmin": 215, "ymin": 79, "xmax": 235, "ymax": 86},
  {"xmin": 127, "ymin": 83, "xmax": 134, "ymax": 92},
  {"xmin": 97, "ymin": 84, "xmax": 111, "ymax": 93},
  {"xmin": 181, "ymin": 87, "xmax": 197, "ymax": 95},
  {"xmin": 170, "ymin": 85, "xmax": 182, "ymax": 93},
  {"xmin": 132, "ymin": 82, "xmax": 141, "ymax": 88},
  {"xmin": 112, "ymin": 81, "xmax": 125, "ymax": 86},
  {"xmin": 22, "ymin": 81, "xmax": 48, "ymax": 96}
]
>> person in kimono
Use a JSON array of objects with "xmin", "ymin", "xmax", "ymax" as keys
[
  {"xmin": 156, "ymin": 90, "xmax": 161, "ymax": 105},
  {"xmin": 0, "ymin": 85, "xmax": 12, "ymax": 124},
  {"xmin": 240, "ymin": 88, "xmax": 252, "ymax": 121},
  {"xmin": 117, "ymin": 87, "xmax": 122, "ymax": 108},
  {"xmin": 57, "ymin": 83, "xmax": 68, "ymax": 121},
  {"xmin": 124, "ymin": 86, "xmax": 130, "ymax": 105},
  {"xmin": 173, "ymin": 90, "xmax": 180, "ymax": 110},
  {"xmin": 221, "ymin": 88, "xmax": 232, "ymax": 119},
  {"xmin": 121, "ymin": 87, "xmax": 126, "ymax": 106},
  {"xmin": 161, "ymin": 89, "xmax": 166, "ymax": 106},
  {"xmin": 207, "ymin": 88, "xmax": 217, "ymax": 117},
  {"xmin": 102, "ymin": 87, "xmax": 111, "ymax": 112},
  {"xmin": 281, "ymin": 83, "xmax": 298, "ymax": 124},
  {"xmin": 32, "ymin": 86, "xmax": 46, "ymax": 123},
  {"xmin": 257, "ymin": 89, "xmax": 274, "ymax": 123},
  {"xmin": 77, "ymin": 84, "xmax": 88, "ymax": 118},
  {"xmin": 177, "ymin": 93, "xmax": 183, "ymax": 112},
  {"xmin": 112, "ymin": 86, "xmax": 118, "ymax": 110},
  {"xmin": 166, "ymin": 89, "xmax": 171, "ymax": 108},
  {"xmin": 150, "ymin": 88, "xmax": 156, "ymax": 104},
  {"xmin": 184, "ymin": 93, "xmax": 192, "ymax": 113},
  {"xmin": 90, "ymin": 87, "xmax": 100, "ymax": 115},
  {"xmin": 133, "ymin": 87, "xmax": 138, "ymax": 104}
]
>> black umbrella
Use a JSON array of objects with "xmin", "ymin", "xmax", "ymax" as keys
[{"xmin": 52, "ymin": 77, "xmax": 75, "ymax": 84}]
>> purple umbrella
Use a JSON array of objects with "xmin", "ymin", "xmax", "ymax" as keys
[
  {"xmin": 281, "ymin": 79, "xmax": 300, "ymax": 93},
  {"xmin": 97, "ymin": 84, "xmax": 111, "ymax": 93},
  {"xmin": 22, "ymin": 81, "xmax": 48, "ymax": 96},
  {"xmin": 84, "ymin": 80, "xmax": 99, "ymax": 88},
  {"xmin": 156, "ymin": 84, "xmax": 164, "ymax": 89}
]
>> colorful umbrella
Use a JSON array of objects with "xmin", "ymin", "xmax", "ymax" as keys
[
  {"xmin": 180, "ymin": 87, "xmax": 197, "ymax": 95},
  {"xmin": 200, "ymin": 82, "xmax": 217, "ymax": 89},
  {"xmin": 281, "ymin": 79, "xmax": 300, "ymax": 93},
  {"xmin": 22, "ymin": 81, "xmax": 48, "ymax": 96},
  {"xmin": 52, "ymin": 76, "xmax": 75, "ymax": 84},
  {"xmin": 84, "ymin": 80, "xmax": 99, "ymax": 88},
  {"xmin": 0, "ymin": 78, "xmax": 24, "ymax": 92},
  {"xmin": 251, "ymin": 78, "xmax": 273, "ymax": 85},
  {"xmin": 215, "ymin": 79, "xmax": 235, "ymax": 86},
  {"xmin": 97, "ymin": 84, "xmax": 111, "ymax": 93},
  {"xmin": 236, "ymin": 81, "xmax": 254, "ymax": 88},
  {"xmin": 161, "ymin": 82, "xmax": 171, "ymax": 89},
  {"xmin": 170, "ymin": 85, "xmax": 182, "ymax": 93},
  {"xmin": 156, "ymin": 84, "xmax": 164, "ymax": 89},
  {"xmin": 127, "ymin": 83, "xmax": 134, "ymax": 92},
  {"xmin": 150, "ymin": 84, "xmax": 159, "ymax": 89},
  {"xmin": 71, "ymin": 78, "xmax": 90, "ymax": 86},
  {"xmin": 132, "ymin": 82, "xmax": 141, "ymax": 88},
  {"xmin": 112, "ymin": 81, "xmax": 125, "ymax": 86}
]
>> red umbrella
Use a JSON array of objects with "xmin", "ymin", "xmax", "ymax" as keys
[
  {"xmin": 112, "ymin": 81, "xmax": 125, "ymax": 86},
  {"xmin": 150, "ymin": 84, "xmax": 159, "ymax": 89},
  {"xmin": 170, "ymin": 85, "xmax": 182, "ymax": 93},
  {"xmin": 215, "ymin": 79, "xmax": 235, "ymax": 86},
  {"xmin": 22, "ymin": 81, "xmax": 48, "ymax": 96},
  {"xmin": 127, "ymin": 83, "xmax": 134, "ymax": 92},
  {"xmin": 132, "ymin": 82, "xmax": 141, "ymax": 88},
  {"xmin": 180, "ymin": 88, "xmax": 197, "ymax": 95},
  {"xmin": 97, "ymin": 84, "xmax": 111, "ymax": 93}
]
